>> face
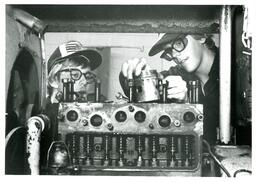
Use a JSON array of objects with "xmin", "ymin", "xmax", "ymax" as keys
[
  {"xmin": 161, "ymin": 35, "xmax": 205, "ymax": 73},
  {"xmin": 48, "ymin": 57, "xmax": 95, "ymax": 103},
  {"xmin": 58, "ymin": 66, "xmax": 92, "ymax": 92}
]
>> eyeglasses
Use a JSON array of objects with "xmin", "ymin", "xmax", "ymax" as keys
[
  {"xmin": 160, "ymin": 36, "xmax": 188, "ymax": 64},
  {"xmin": 59, "ymin": 68, "xmax": 97, "ymax": 83}
]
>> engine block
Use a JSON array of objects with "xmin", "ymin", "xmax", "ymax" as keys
[{"xmin": 51, "ymin": 102, "xmax": 203, "ymax": 176}]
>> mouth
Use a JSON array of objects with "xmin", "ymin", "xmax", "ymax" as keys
[{"xmin": 179, "ymin": 57, "xmax": 189, "ymax": 64}]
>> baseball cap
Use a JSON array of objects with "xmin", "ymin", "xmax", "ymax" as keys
[
  {"xmin": 47, "ymin": 40, "xmax": 102, "ymax": 72},
  {"xmin": 148, "ymin": 33, "xmax": 186, "ymax": 56}
]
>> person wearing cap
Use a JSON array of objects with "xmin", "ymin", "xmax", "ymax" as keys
[
  {"xmin": 38, "ymin": 40, "xmax": 104, "ymax": 165},
  {"xmin": 119, "ymin": 34, "xmax": 219, "ymax": 144},
  {"xmin": 47, "ymin": 40, "xmax": 104, "ymax": 103}
]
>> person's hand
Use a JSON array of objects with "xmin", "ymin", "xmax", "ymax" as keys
[
  {"xmin": 163, "ymin": 75, "xmax": 187, "ymax": 101},
  {"xmin": 121, "ymin": 58, "xmax": 151, "ymax": 79}
]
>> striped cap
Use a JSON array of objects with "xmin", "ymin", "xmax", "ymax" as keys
[{"xmin": 47, "ymin": 40, "xmax": 102, "ymax": 72}]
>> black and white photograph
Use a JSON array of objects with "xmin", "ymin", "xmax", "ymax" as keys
[{"xmin": 2, "ymin": 0, "xmax": 254, "ymax": 178}]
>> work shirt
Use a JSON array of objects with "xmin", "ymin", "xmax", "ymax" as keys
[{"xmin": 119, "ymin": 51, "xmax": 219, "ymax": 144}]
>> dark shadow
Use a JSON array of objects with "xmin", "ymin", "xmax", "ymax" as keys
[
  {"xmin": 231, "ymin": 6, "xmax": 251, "ymax": 146},
  {"xmin": 5, "ymin": 48, "xmax": 40, "ymax": 174}
]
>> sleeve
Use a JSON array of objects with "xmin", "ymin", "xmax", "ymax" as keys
[{"xmin": 119, "ymin": 72, "xmax": 129, "ymax": 97}]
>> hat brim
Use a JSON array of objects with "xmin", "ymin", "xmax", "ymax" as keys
[
  {"xmin": 50, "ymin": 49, "xmax": 102, "ymax": 71},
  {"xmin": 148, "ymin": 33, "xmax": 183, "ymax": 56}
]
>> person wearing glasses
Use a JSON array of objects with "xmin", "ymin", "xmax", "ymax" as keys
[
  {"xmin": 119, "ymin": 33, "xmax": 219, "ymax": 144},
  {"xmin": 47, "ymin": 40, "xmax": 103, "ymax": 103}
]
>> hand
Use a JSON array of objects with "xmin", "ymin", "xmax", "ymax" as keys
[
  {"xmin": 121, "ymin": 58, "xmax": 151, "ymax": 79},
  {"xmin": 163, "ymin": 75, "xmax": 187, "ymax": 101}
]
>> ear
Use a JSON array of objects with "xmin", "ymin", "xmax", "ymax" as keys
[
  {"xmin": 199, "ymin": 37, "xmax": 206, "ymax": 44},
  {"xmin": 48, "ymin": 64, "xmax": 62, "ymax": 89}
]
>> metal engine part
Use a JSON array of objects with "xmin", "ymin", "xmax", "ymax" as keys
[{"xmin": 47, "ymin": 102, "xmax": 203, "ymax": 176}]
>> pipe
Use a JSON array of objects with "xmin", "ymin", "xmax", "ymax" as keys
[
  {"xmin": 85, "ymin": 46, "xmax": 144, "ymax": 52},
  {"xmin": 13, "ymin": 8, "xmax": 47, "ymax": 35},
  {"xmin": 219, "ymin": 6, "xmax": 232, "ymax": 144},
  {"xmin": 95, "ymin": 79, "xmax": 101, "ymax": 102},
  {"xmin": 39, "ymin": 33, "xmax": 47, "ymax": 109},
  {"xmin": 5, "ymin": 126, "xmax": 24, "ymax": 148},
  {"xmin": 25, "ymin": 114, "xmax": 49, "ymax": 174}
]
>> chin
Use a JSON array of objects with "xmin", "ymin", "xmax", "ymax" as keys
[
  {"xmin": 182, "ymin": 62, "xmax": 197, "ymax": 73},
  {"xmin": 181, "ymin": 64, "xmax": 191, "ymax": 72}
]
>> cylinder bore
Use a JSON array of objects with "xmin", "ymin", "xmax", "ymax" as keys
[
  {"xmin": 66, "ymin": 110, "xmax": 79, "ymax": 122},
  {"xmin": 90, "ymin": 114, "xmax": 103, "ymax": 127},
  {"xmin": 183, "ymin": 111, "xmax": 195, "ymax": 123},
  {"xmin": 115, "ymin": 111, "xmax": 127, "ymax": 122},
  {"xmin": 158, "ymin": 115, "xmax": 171, "ymax": 127},
  {"xmin": 134, "ymin": 111, "xmax": 146, "ymax": 123},
  {"xmin": 197, "ymin": 114, "xmax": 204, "ymax": 121}
]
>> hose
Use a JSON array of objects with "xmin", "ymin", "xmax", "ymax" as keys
[{"xmin": 203, "ymin": 139, "xmax": 231, "ymax": 177}]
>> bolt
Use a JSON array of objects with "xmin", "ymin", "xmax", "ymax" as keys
[
  {"xmin": 149, "ymin": 123, "xmax": 154, "ymax": 129},
  {"xmin": 107, "ymin": 123, "xmax": 113, "ymax": 130},
  {"xmin": 82, "ymin": 119, "xmax": 88, "ymax": 126},
  {"xmin": 128, "ymin": 105, "xmax": 134, "ymax": 112},
  {"xmin": 174, "ymin": 120, "xmax": 181, "ymax": 127}
]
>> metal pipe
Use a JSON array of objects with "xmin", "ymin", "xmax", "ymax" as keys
[
  {"xmin": 219, "ymin": 5, "xmax": 232, "ymax": 144},
  {"xmin": 95, "ymin": 80, "xmax": 101, "ymax": 102},
  {"xmin": 128, "ymin": 79, "xmax": 134, "ymax": 103},
  {"xmin": 62, "ymin": 78, "xmax": 75, "ymax": 102},
  {"xmin": 162, "ymin": 82, "xmax": 168, "ymax": 103},
  {"xmin": 84, "ymin": 46, "xmax": 144, "ymax": 52},
  {"xmin": 25, "ymin": 115, "xmax": 49, "ymax": 174},
  {"xmin": 39, "ymin": 33, "xmax": 47, "ymax": 109},
  {"xmin": 13, "ymin": 8, "xmax": 47, "ymax": 35}
]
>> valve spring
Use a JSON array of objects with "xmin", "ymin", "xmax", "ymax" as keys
[
  {"xmin": 79, "ymin": 136, "xmax": 86, "ymax": 163},
  {"xmin": 104, "ymin": 135, "xmax": 109, "ymax": 166},
  {"xmin": 170, "ymin": 136, "xmax": 175, "ymax": 156},
  {"xmin": 185, "ymin": 136, "xmax": 189, "ymax": 157},
  {"xmin": 152, "ymin": 136, "xmax": 156, "ymax": 157},
  {"xmin": 137, "ymin": 135, "xmax": 142, "ymax": 167},
  {"xmin": 151, "ymin": 136, "xmax": 157, "ymax": 167},
  {"xmin": 71, "ymin": 134, "xmax": 76, "ymax": 164},
  {"xmin": 138, "ymin": 135, "xmax": 142, "ymax": 154},
  {"xmin": 119, "ymin": 135, "xmax": 124, "ymax": 166},
  {"xmin": 105, "ymin": 135, "xmax": 109, "ymax": 157},
  {"xmin": 86, "ymin": 135, "xmax": 91, "ymax": 165},
  {"xmin": 79, "ymin": 136, "xmax": 85, "ymax": 154}
]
